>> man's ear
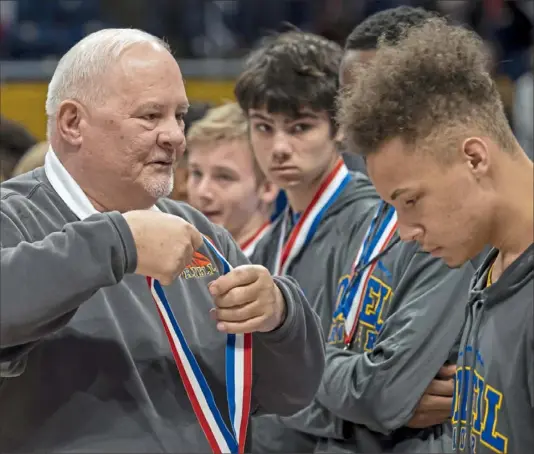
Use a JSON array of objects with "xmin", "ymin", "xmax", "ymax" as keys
[
  {"xmin": 461, "ymin": 137, "xmax": 490, "ymax": 178},
  {"xmin": 57, "ymin": 100, "xmax": 85, "ymax": 146}
]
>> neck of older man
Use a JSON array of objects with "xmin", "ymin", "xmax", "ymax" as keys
[{"xmin": 56, "ymin": 146, "xmax": 159, "ymax": 213}]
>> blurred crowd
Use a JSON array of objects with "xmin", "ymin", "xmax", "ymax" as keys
[{"xmin": 1, "ymin": 0, "xmax": 533, "ymax": 61}]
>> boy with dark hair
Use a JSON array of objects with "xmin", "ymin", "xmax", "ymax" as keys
[
  {"xmin": 235, "ymin": 24, "xmax": 478, "ymax": 453},
  {"xmin": 339, "ymin": 17, "xmax": 533, "ymax": 454},
  {"xmin": 340, "ymin": 6, "xmax": 438, "ymax": 175},
  {"xmin": 341, "ymin": 6, "xmax": 437, "ymax": 85}
]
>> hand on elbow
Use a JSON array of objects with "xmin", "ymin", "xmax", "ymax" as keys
[{"xmin": 406, "ymin": 365, "xmax": 455, "ymax": 429}]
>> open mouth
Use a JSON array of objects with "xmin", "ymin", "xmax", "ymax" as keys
[{"xmin": 202, "ymin": 211, "xmax": 222, "ymax": 219}]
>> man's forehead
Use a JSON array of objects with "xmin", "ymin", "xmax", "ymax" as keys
[
  {"xmin": 365, "ymin": 139, "xmax": 421, "ymax": 197},
  {"xmin": 110, "ymin": 46, "xmax": 184, "ymax": 89}
]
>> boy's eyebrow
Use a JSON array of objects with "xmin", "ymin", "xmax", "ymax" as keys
[
  {"xmin": 249, "ymin": 111, "xmax": 320, "ymax": 122},
  {"xmin": 249, "ymin": 112, "xmax": 272, "ymax": 122},
  {"xmin": 293, "ymin": 111, "xmax": 320, "ymax": 121}
]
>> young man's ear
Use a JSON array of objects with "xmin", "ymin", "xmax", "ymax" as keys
[
  {"xmin": 461, "ymin": 137, "xmax": 490, "ymax": 179},
  {"xmin": 259, "ymin": 180, "xmax": 279, "ymax": 207}
]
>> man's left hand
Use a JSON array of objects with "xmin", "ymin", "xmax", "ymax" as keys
[{"xmin": 209, "ymin": 265, "xmax": 286, "ymax": 334}]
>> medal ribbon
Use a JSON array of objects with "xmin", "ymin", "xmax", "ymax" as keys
[
  {"xmin": 273, "ymin": 158, "xmax": 351, "ymax": 275},
  {"xmin": 333, "ymin": 202, "xmax": 398, "ymax": 346}
]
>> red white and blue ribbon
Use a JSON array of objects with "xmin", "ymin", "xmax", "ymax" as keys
[
  {"xmin": 273, "ymin": 158, "xmax": 351, "ymax": 275},
  {"xmin": 334, "ymin": 202, "xmax": 398, "ymax": 345},
  {"xmin": 147, "ymin": 237, "xmax": 252, "ymax": 454}
]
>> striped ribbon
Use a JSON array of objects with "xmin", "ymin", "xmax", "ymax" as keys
[
  {"xmin": 273, "ymin": 159, "xmax": 351, "ymax": 275},
  {"xmin": 147, "ymin": 238, "xmax": 252, "ymax": 453},
  {"xmin": 334, "ymin": 202, "xmax": 398, "ymax": 345}
]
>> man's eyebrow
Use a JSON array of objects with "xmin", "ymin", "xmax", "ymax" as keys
[
  {"xmin": 390, "ymin": 187, "xmax": 409, "ymax": 201},
  {"xmin": 177, "ymin": 103, "xmax": 190, "ymax": 113},
  {"xmin": 138, "ymin": 102, "xmax": 164, "ymax": 110},
  {"xmin": 136, "ymin": 102, "xmax": 190, "ymax": 112}
]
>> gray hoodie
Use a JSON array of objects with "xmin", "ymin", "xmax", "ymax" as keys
[
  {"xmin": 0, "ymin": 167, "xmax": 326, "ymax": 453},
  {"xmin": 249, "ymin": 173, "xmax": 379, "ymax": 452},
  {"xmin": 453, "ymin": 244, "xmax": 534, "ymax": 454},
  {"xmin": 254, "ymin": 202, "xmax": 479, "ymax": 453}
]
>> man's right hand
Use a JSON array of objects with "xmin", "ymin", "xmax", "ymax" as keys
[
  {"xmin": 406, "ymin": 364, "xmax": 456, "ymax": 429},
  {"xmin": 123, "ymin": 210, "xmax": 204, "ymax": 285}
]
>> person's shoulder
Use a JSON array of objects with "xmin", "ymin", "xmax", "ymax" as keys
[
  {"xmin": 345, "ymin": 171, "xmax": 380, "ymax": 205},
  {"xmin": 1, "ymin": 167, "xmax": 50, "ymax": 211}
]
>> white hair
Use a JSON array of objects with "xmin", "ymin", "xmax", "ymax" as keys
[{"xmin": 45, "ymin": 28, "xmax": 170, "ymax": 140}]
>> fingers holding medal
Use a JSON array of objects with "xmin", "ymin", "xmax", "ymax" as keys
[{"xmin": 209, "ymin": 265, "xmax": 287, "ymax": 334}]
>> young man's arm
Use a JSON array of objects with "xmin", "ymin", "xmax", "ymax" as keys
[{"xmin": 315, "ymin": 247, "xmax": 475, "ymax": 434}]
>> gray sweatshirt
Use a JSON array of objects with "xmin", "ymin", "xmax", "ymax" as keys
[
  {"xmin": 249, "ymin": 172, "xmax": 380, "ymax": 452},
  {"xmin": 0, "ymin": 168, "xmax": 326, "ymax": 453},
  {"xmin": 255, "ymin": 202, "xmax": 479, "ymax": 453},
  {"xmin": 453, "ymin": 245, "xmax": 534, "ymax": 454}
]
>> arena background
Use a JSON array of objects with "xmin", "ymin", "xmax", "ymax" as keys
[{"xmin": 0, "ymin": 0, "xmax": 532, "ymax": 148}]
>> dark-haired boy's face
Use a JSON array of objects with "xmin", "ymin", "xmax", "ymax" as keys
[
  {"xmin": 248, "ymin": 108, "xmax": 339, "ymax": 191},
  {"xmin": 366, "ymin": 136, "xmax": 492, "ymax": 268}
]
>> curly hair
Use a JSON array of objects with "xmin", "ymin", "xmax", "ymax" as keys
[
  {"xmin": 234, "ymin": 31, "xmax": 342, "ymax": 129},
  {"xmin": 338, "ymin": 18, "xmax": 516, "ymax": 159},
  {"xmin": 345, "ymin": 6, "xmax": 436, "ymax": 50}
]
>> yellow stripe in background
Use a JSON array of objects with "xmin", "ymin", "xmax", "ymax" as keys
[{"xmin": 1, "ymin": 80, "xmax": 237, "ymax": 141}]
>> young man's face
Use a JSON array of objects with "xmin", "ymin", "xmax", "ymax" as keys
[
  {"xmin": 366, "ymin": 136, "xmax": 492, "ymax": 268},
  {"xmin": 248, "ymin": 108, "xmax": 339, "ymax": 191},
  {"xmin": 187, "ymin": 138, "xmax": 276, "ymax": 238}
]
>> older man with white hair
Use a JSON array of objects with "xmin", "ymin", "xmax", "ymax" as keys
[{"xmin": 0, "ymin": 29, "xmax": 325, "ymax": 453}]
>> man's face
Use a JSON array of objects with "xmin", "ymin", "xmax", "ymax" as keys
[
  {"xmin": 187, "ymin": 138, "xmax": 275, "ymax": 238},
  {"xmin": 79, "ymin": 43, "xmax": 189, "ymax": 203},
  {"xmin": 366, "ymin": 137, "xmax": 491, "ymax": 268},
  {"xmin": 248, "ymin": 108, "xmax": 338, "ymax": 191}
]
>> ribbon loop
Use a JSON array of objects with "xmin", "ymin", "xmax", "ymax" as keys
[{"xmin": 148, "ymin": 238, "xmax": 253, "ymax": 453}]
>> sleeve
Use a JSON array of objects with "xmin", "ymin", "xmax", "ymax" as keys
[
  {"xmin": 0, "ymin": 204, "xmax": 137, "ymax": 358},
  {"xmin": 216, "ymin": 227, "xmax": 326, "ymax": 416},
  {"xmin": 257, "ymin": 237, "xmax": 357, "ymax": 439},
  {"xmin": 316, "ymin": 249, "xmax": 474, "ymax": 434},
  {"xmin": 528, "ymin": 288, "xmax": 534, "ymax": 409}
]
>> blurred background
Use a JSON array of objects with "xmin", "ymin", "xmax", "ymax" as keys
[{"xmin": 1, "ymin": 0, "xmax": 533, "ymax": 177}]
